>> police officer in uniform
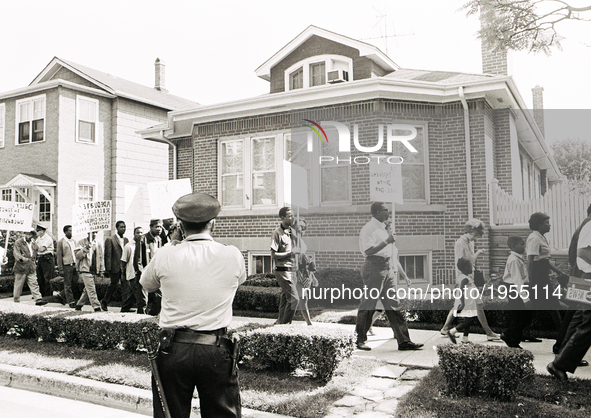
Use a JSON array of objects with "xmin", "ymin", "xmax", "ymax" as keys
[{"xmin": 140, "ymin": 193, "xmax": 246, "ymax": 418}]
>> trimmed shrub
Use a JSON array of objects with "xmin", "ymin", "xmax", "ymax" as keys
[
  {"xmin": 238, "ymin": 324, "xmax": 355, "ymax": 382},
  {"xmin": 243, "ymin": 273, "xmax": 279, "ymax": 287},
  {"xmin": 233, "ymin": 286, "xmax": 280, "ymax": 312},
  {"xmin": 437, "ymin": 342, "xmax": 534, "ymax": 401}
]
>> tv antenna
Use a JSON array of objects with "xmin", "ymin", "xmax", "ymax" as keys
[{"xmin": 362, "ymin": 6, "xmax": 414, "ymax": 56}]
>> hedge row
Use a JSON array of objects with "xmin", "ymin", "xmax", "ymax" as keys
[
  {"xmin": 437, "ymin": 342, "xmax": 535, "ymax": 400},
  {"xmin": 238, "ymin": 324, "xmax": 355, "ymax": 382},
  {"xmin": 0, "ymin": 301, "xmax": 355, "ymax": 382}
]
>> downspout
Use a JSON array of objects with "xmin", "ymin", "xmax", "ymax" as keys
[
  {"xmin": 458, "ymin": 86, "xmax": 473, "ymax": 219},
  {"xmin": 158, "ymin": 131, "xmax": 177, "ymax": 180}
]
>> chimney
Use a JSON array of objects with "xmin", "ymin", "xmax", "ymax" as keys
[
  {"xmin": 480, "ymin": 2, "xmax": 510, "ymax": 75},
  {"xmin": 154, "ymin": 58, "xmax": 168, "ymax": 93},
  {"xmin": 532, "ymin": 85, "xmax": 545, "ymax": 137}
]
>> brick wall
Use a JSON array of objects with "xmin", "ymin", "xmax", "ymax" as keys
[{"xmin": 175, "ymin": 97, "xmax": 500, "ymax": 282}]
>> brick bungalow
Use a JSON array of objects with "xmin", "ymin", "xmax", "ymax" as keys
[{"xmin": 140, "ymin": 26, "xmax": 561, "ymax": 284}]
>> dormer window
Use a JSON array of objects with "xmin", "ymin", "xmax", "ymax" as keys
[
  {"xmin": 309, "ymin": 62, "xmax": 325, "ymax": 87},
  {"xmin": 285, "ymin": 55, "xmax": 352, "ymax": 92},
  {"xmin": 289, "ymin": 67, "xmax": 303, "ymax": 90}
]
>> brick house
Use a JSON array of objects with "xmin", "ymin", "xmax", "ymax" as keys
[
  {"xmin": 0, "ymin": 57, "xmax": 198, "ymax": 237},
  {"xmin": 140, "ymin": 26, "xmax": 561, "ymax": 284}
]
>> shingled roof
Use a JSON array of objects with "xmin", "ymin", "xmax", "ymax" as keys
[{"xmin": 30, "ymin": 57, "xmax": 199, "ymax": 111}]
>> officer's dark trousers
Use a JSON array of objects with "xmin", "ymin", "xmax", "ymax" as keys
[
  {"xmin": 355, "ymin": 256, "xmax": 411, "ymax": 346},
  {"xmin": 153, "ymin": 341, "xmax": 241, "ymax": 418},
  {"xmin": 36, "ymin": 255, "xmax": 54, "ymax": 297}
]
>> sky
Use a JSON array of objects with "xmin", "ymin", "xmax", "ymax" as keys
[{"xmin": 1, "ymin": 0, "xmax": 589, "ymax": 144}]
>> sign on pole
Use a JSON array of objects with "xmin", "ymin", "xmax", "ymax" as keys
[
  {"xmin": 72, "ymin": 200, "xmax": 112, "ymax": 236},
  {"xmin": 369, "ymin": 156, "xmax": 403, "ymax": 204},
  {"xmin": 283, "ymin": 160, "xmax": 309, "ymax": 209},
  {"xmin": 0, "ymin": 201, "xmax": 35, "ymax": 232},
  {"xmin": 147, "ymin": 179, "xmax": 192, "ymax": 220}
]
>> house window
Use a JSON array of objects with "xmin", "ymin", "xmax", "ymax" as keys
[
  {"xmin": 77, "ymin": 96, "xmax": 98, "ymax": 143},
  {"xmin": 249, "ymin": 253, "xmax": 274, "ymax": 275},
  {"xmin": 16, "ymin": 95, "xmax": 45, "ymax": 144},
  {"xmin": 289, "ymin": 67, "xmax": 303, "ymax": 90},
  {"xmin": 390, "ymin": 125, "xmax": 428, "ymax": 202},
  {"xmin": 39, "ymin": 194, "xmax": 51, "ymax": 222},
  {"xmin": 1, "ymin": 189, "xmax": 11, "ymax": 201},
  {"xmin": 220, "ymin": 136, "xmax": 278, "ymax": 209},
  {"xmin": 77, "ymin": 184, "xmax": 95, "ymax": 204},
  {"xmin": 0, "ymin": 103, "xmax": 5, "ymax": 148},
  {"xmin": 399, "ymin": 254, "xmax": 428, "ymax": 281},
  {"xmin": 309, "ymin": 62, "xmax": 326, "ymax": 87},
  {"xmin": 284, "ymin": 55, "xmax": 352, "ymax": 92}
]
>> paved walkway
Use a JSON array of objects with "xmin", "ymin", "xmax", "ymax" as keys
[{"xmin": 5, "ymin": 298, "xmax": 591, "ymax": 417}]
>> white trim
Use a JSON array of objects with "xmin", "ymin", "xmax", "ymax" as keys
[
  {"xmin": 76, "ymin": 95, "xmax": 99, "ymax": 144},
  {"xmin": 0, "ymin": 103, "xmax": 5, "ymax": 148},
  {"xmin": 398, "ymin": 251, "xmax": 431, "ymax": 283},
  {"xmin": 76, "ymin": 182, "xmax": 97, "ymax": 204},
  {"xmin": 284, "ymin": 55, "xmax": 353, "ymax": 92},
  {"xmin": 14, "ymin": 94, "xmax": 46, "ymax": 146},
  {"xmin": 219, "ymin": 132, "xmax": 286, "ymax": 211},
  {"xmin": 255, "ymin": 25, "xmax": 398, "ymax": 80},
  {"xmin": 247, "ymin": 251, "xmax": 275, "ymax": 275}
]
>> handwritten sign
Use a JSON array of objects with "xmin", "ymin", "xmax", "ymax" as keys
[
  {"xmin": 283, "ymin": 161, "xmax": 309, "ymax": 209},
  {"xmin": 369, "ymin": 156, "xmax": 403, "ymax": 204},
  {"xmin": 72, "ymin": 200, "xmax": 112, "ymax": 235},
  {"xmin": 147, "ymin": 179, "xmax": 192, "ymax": 219},
  {"xmin": 0, "ymin": 201, "xmax": 35, "ymax": 232}
]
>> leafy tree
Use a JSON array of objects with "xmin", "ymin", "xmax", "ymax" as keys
[
  {"xmin": 551, "ymin": 137, "xmax": 591, "ymax": 196},
  {"xmin": 464, "ymin": 0, "xmax": 591, "ymax": 53}
]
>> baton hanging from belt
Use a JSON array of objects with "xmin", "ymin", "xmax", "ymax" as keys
[{"xmin": 142, "ymin": 327, "xmax": 172, "ymax": 418}]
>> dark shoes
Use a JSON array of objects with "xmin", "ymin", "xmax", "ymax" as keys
[
  {"xmin": 546, "ymin": 362, "xmax": 568, "ymax": 382},
  {"xmin": 446, "ymin": 330, "xmax": 457, "ymax": 344},
  {"xmin": 94, "ymin": 307, "xmax": 101, "ymax": 312},
  {"xmin": 522, "ymin": 336, "xmax": 542, "ymax": 343},
  {"xmin": 356, "ymin": 342, "xmax": 372, "ymax": 351},
  {"xmin": 69, "ymin": 302, "xmax": 77, "ymax": 309},
  {"xmin": 501, "ymin": 333, "xmax": 522, "ymax": 349},
  {"xmin": 120, "ymin": 309, "xmax": 136, "ymax": 313},
  {"xmin": 398, "ymin": 341, "xmax": 424, "ymax": 351},
  {"xmin": 137, "ymin": 307, "xmax": 145, "ymax": 315},
  {"xmin": 100, "ymin": 301, "xmax": 108, "ymax": 311},
  {"xmin": 579, "ymin": 360, "xmax": 589, "ymax": 367},
  {"xmin": 75, "ymin": 305, "xmax": 83, "ymax": 311},
  {"xmin": 35, "ymin": 299, "xmax": 48, "ymax": 306}
]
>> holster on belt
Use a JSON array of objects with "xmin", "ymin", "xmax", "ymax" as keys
[
  {"xmin": 230, "ymin": 334, "xmax": 240, "ymax": 376},
  {"xmin": 158, "ymin": 329, "xmax": 176, "ymax": 354}
]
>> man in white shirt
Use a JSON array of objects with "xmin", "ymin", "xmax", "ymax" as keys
[
  {"xmin": 140, "ymin": 193, "xmax": 245, "ymax": 418},
  {"xmin": 355, "ymin": 202, "xmax": 423, "ymax": 351},
  {"xmin": 35, "ymin": 224, "xmax": 54, "ymax": 297},
  {"xmin": 121, "ymin": 226, "xmax": 145, "ymax": 313}
]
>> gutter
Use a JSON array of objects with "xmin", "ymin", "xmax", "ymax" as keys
[
  {"xmin": 142, "ymin": 131, "xmax": 177, "ymax": 180},
  {"xmin": 458, "ymin": 86, "xmax": 474, "ymax": 219}
]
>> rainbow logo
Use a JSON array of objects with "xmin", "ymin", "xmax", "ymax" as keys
[{"xmin": 302, "ymin": 119, "xmax": 329, "ymax": 143}]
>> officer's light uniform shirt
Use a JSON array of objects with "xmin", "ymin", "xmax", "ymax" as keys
[
  {"xmin": 577, "ymin": 221, "xmax": 591, "ymax": 273},
  {"xmin": 36, "ymin": 233, "xmax": 54, "ymax": 255},
  {"xmin": 140, "ymin": 233, "xmax": 246, "ymax": 330}
]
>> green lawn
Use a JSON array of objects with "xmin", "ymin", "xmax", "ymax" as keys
[
  {"xmin": 396, "ymin": 367, "xmax": 591, "ymax": 418},
  {"xmin": 0, "ymin": 335, "xmax": 384, "ymax": 418}
]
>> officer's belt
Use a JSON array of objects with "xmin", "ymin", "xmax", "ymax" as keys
[{"xmin": 173, "ymin": 328, "xmax": 230, "ymax": 347}]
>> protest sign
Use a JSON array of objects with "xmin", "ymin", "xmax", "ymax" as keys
[
  {"xmin": 0, "ymin": 201, "xmax": 35, "ymax": 232},
  {"xmin": 147, "ymin": 179, "xmax": 192, "ymax": 219},
  {"xmin": 72, "ymin": 200, "xmax": 112, "ymax": 236},
  {"xmin": 369, "ymin": 157, "xmax": 403, "ymax": 204},
  {"xmin": 283, "ymin": 160, "xmax": 309, "ymax": 209}
]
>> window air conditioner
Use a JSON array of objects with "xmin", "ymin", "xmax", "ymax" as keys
[{"xmin": 327, "ymin": 69, "xmax": 349, "ymax": 84}]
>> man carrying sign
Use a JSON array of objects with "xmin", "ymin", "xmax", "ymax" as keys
[
  {"xmin": 547, "ymin": 204, "xmax": 591, "ymax": 381},
  {"xmin": 74, "ymin": 231, "xmax": 104, "ymax": 312},
  {"xmin": 13, "ymin": 229, "xmax": 43, "ymax": 304}
]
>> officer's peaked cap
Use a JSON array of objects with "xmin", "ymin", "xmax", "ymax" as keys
[{"xmin": 172, "ymin": 193, "xmax": 221, "ymax": 223}]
